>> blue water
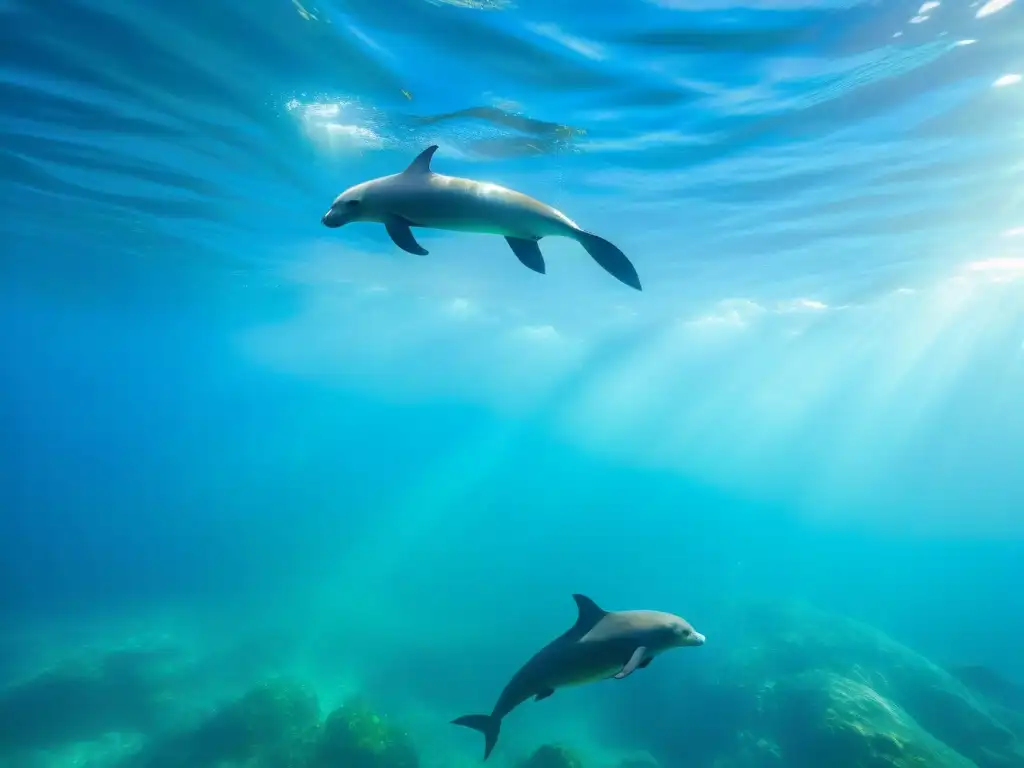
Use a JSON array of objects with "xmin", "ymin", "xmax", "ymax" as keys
[{"xmin": 1, "ymin": 0, "xmax": 1023, "ymax": 766}]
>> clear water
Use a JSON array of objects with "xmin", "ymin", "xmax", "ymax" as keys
[{"xmin": 1, "ymin": 0, "xmax": 1023, "ymax": 766}]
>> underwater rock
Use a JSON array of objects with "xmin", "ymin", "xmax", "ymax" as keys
[
  {"xmin": 765, "ymin": 671, "xmax": 975, "ymax": 767},
  {"xmin": 610, "ymin": 601, "xmax": 1024, "ymax": 768},
  {"xmin": 998, "ymin": 708, "xmax": 1024, "ymax": 743},
  {"xmin": 313, "ymin": 695, "xmax": 418, "ymax": 768},
  {"xmin": 518, "ymin": 744, "xmax": 584, "ymax": 768},
  {"xmin": 946, "ymin": 665, "xmax": 1024, "ymax": 712},
  {"xmin": 946, "ymin": 662, "xmax": 1024, "ymax": 740},
  {"xmin": 190, "ymin": 678, "xmax": 319, "ymax": 766},
  {"xmin": 716, "ymin": 602, "xmax": 1024, "ymax": 768},
  {"xmin": 0, "ymin": 645, "xmax": 181, "ymax": 755},
  {"xmin": 126, "ymin": 677, "xmax": 319, "ymax": 768}
]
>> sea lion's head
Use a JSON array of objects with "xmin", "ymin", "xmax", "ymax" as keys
[
  {"xmin": 322, "ymin": 181, "xmax": 372, "ymax": 228},
  {"xmin": 668, "ymin": 615, "xmax": 705, "ymax": 647}
]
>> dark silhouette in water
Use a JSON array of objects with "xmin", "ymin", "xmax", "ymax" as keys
[{"xmin": 451, "ymin": 594, "xmax": 705, "ymax": 760}]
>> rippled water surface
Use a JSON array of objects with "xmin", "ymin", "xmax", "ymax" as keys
[{"xmin": 2, "ymin": 0, "xmax": 1023, "ymax": 533}]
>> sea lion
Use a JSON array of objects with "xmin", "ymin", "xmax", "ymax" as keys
[
  {"xmin": 321, "ymin": 146, "xmax": 642, "ymax": 290},
  {"xmin": 451, "ymin": 594, "xmax": 704, "ymax": 760}
]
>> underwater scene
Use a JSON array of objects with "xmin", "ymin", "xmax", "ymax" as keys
[{"xmin": 2, "ymin": 0, "xmax": 1024, "ymax": 766}]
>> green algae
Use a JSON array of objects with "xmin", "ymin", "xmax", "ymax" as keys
[{"xmin": 313, "ymin": 695, "xmax": 418, "ymax": 768}]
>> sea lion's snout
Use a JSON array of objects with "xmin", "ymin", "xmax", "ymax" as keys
[
  {"xmin": 322, "ymin": 208, "xmax": 345, "ymax": 228},
  {"xmin": 674, "ymin": 622, "xmax": 705, "ymax": 647}
]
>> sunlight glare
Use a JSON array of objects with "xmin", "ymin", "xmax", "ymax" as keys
[
  {"xmin": 975, "ymin": 0, "xmax": 1014, "ymax": 17},
  {"xmin": 287, "ymin": 98, "xmax": 384, "ymax": 152}
]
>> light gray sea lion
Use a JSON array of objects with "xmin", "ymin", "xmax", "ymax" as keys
[
  {"xmin": 451, "ymin": 594, "xmax": 705, "ymax": 760},
  {"xmin": 321, "ymin": 146, "xmax": 643, "ymax": 290}
]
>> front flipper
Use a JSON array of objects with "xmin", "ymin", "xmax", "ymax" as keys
[
  {"xmin": 505, "ymin": 237, "xmax": 545, "ymax": 275},
  {"xmin": 385, "ymin": 216, "xmax": 428, "ymax": 255},
  {"xmin": 534, "ymin": 688, "xmax": 555, "ymax": 702},
  {"xmin": 614, "ymin": 647, "xmax": 648, "ymax": 679}
]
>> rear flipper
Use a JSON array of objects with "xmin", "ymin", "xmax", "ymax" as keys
[
  {"xmin": 574, "ymin": 230, "xmax": 642, "ymax": 291},
  {"xmin": 452, "ymin": 713, "xmax": 502, "ymax": 761}
]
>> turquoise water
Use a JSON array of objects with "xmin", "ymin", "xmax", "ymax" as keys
[{"xmin": 2, "ymin": 0, "xmax": 1024, "ymax": 766}]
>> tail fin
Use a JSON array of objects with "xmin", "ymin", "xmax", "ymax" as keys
[
  {"xmin": 574, "ymin": 230, "xmax": 642, "ymax": 291},
  {"xmin": 452, "ymin": 713, "xmax": 502, "ymax": 761}
]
